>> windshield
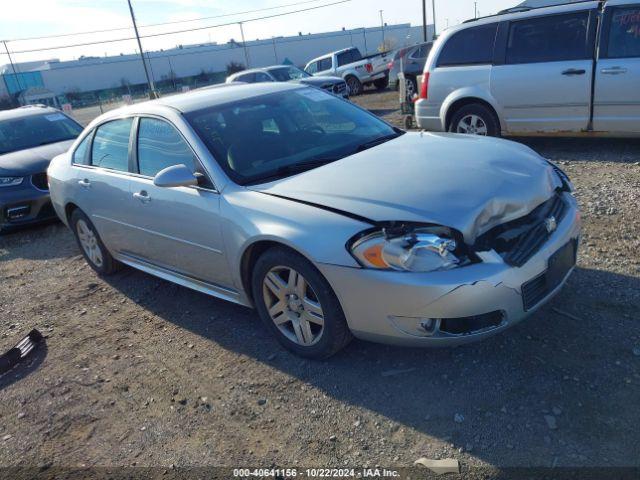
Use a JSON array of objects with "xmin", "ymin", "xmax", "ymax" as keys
[
  {"xmin": 185, "ymin": 88, "xmax": 401, "ymax": 186},
  {"xmin": 267, "ymin": 66, "xmax": 311, "ymax": 81},
  {"xmin": 0, "ymin": 112, "xmax": 83, "ymax": 155}
]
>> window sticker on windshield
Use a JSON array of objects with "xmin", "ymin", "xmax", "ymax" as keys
[
  {"xmin": 297, "ymin": 89, "xmax": 330, "ymax": 102},
  {"xmin": 44, "ymin": 113, "xmax": 67, "ymax": 122}
]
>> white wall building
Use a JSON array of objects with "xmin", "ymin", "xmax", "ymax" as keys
[{"xmin": 2, "ymin": 23, "xmax": 432, "ymax": 98}]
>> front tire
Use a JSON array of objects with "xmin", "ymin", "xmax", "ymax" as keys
[
  {"xmin": 70, "ymin": 209, "xmax": 120, "ymax": 275},
  {"xmin": 252, "ymin": 247, "xmax": 352, "ymax": 359},
  {"xmin": 448, "ymin": 103, "xmax": 500, "ymax": 137}
]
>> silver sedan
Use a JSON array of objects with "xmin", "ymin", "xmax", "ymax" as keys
[{"xmin": 48, "ymin": 83, "xmax": 580, "ymax": 358}]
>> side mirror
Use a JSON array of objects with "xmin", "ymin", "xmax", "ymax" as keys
[{"xmin": 153, "ymin": 164, "xmax": 198, "ymax": 188}]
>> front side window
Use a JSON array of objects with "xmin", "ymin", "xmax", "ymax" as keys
[
  {"xmin": 185, "ymin": 88, "xmax": 400, "ymax": 186},
  {"xmin": 506, "ymin": 11, "xmax": 590, "ymax": 64},
  {"xmin": 607, "ymin": 7, "xmax": 640, "ymax": 58},
  {"xmin": 0, "ymin": 112, "xmax": 83, "ymax": 155},
  {"xmin": 437, "ymin": 24, "xmax": 498, "ymax": 67},
  {"xmin": 305, "ymin": 62, "xmax": 318, "ymax": 74},
  {"xmin": 72, "ymin": 134, "xmax": 91, "ymax": 165},
  {"xmin": 137, "ymin": 118, "xmax": 196, "ymax": 177},
  {"xmin": 91, "ymin": 118, "xmax": 132, "ymax": 172}
]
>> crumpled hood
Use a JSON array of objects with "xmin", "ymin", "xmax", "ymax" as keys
[
  {"xmin": 251, "ymin": 132, "xmax": 562, "ymax": 243},
  {"xmin": 0, "ymin": 140, "xmax": 75, "ymax": 176}
]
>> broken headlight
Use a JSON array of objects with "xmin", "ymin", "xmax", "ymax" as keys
[
  {"xmin": 546, "ymin": 160, "xmax": 574, "ymax": 193},
  {"xmin": 349, "ymin": 225, "xmax": 461, "ymax": 272}
]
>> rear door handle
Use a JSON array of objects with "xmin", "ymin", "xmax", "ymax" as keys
[
  {"xmin": 78, "ymin": 179, "xmax": 91, "ymax": 189},
  {"xmin": 133, "ymin": 191, "xmax": 151, "ymax": 204},
  {"xmin": 601, "ymin": 67, "xmax": 627, "ymax": 75},
  {"xmin": 562, "ymin": 69, "xmax": 586, "ymax": 76}
]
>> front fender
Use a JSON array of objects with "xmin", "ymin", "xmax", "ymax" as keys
[{"xmin": 220, "ymin": 188, "xmax": 369, "ymax": 297}]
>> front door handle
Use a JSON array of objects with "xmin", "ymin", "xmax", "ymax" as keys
[
  {"xmin": 562, "ymin": 69, "xmax": 586, "ymax": 76},
  {"xmin": 601, "ymin": 67, "xmax": 627, "ymax": 75},
  {"xmin": 133, "ymin": 191, "xmax": 151, "ymax": 204},
  {"xmin": 78, "ymin": 178, "xmax": 91, "ymax": 189}
]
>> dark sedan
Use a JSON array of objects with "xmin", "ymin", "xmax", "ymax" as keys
[
  {"xmin": 388, "ymin": 42, "xmax": 432, "ymax": 100},
  {"xmin": 0, "ymin": 105, "xmax": 83, "ymax": 232}
]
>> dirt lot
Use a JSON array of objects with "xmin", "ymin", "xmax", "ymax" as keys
[{"xmin": 1, "ymin": 90, "xmax": 639, "ymax": 477}]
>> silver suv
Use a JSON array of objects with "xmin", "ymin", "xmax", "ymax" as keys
[{"xmin": 415, "ymin": 0, "xmax": 640, "ymax": 137}]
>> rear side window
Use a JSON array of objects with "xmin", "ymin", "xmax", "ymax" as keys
[
  {"xmin": 236, "ymin": 73, "xmax": 255, "ymax": 83},
  {"xmin": 91, "ymin": 118, "xmax": 132, "ymax": 172},
  {"xmin": 607, "ymin": 7, "xmax": 640, "ymax": 58},
  {"xmin": 254, "ymin": 72, "xmax": 273, "ymax": 82},
  {"xmin": 437, "ymin": 24, "xmax": 498, "ymax": 66},
  {"xmin": 137, "ymin": 118, "xmax": 196, "ymax": 177},
  {"xmin": 506, "ymin": 11, "xmax": 590, "ymax": 64}
]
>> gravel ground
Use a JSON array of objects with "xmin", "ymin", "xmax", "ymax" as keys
[{"xmin": 1, "ymin": 90, "xmax": 639, "ymax": 477}]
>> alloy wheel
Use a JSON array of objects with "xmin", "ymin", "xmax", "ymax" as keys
[
  {"xmin": 262, "ymin": 266, "xmax": 325, "ymax": 346},
  {"xmin": 76, "ymin": 219, "xmax": 103, "ymax": 268},
  {"xmin": 456, "ymin": 114, "xmax": 488, "ymax": 135}
]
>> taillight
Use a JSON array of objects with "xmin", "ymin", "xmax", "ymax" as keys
[
  {"xmin": 419, "ymin": 72, "xmax": 430, "ymax": 100},
  {"xmin": 387, "ymin": 61, "xmax": 394, "ymax": 70},
  {"xmin": 365, "ymin": 63, "xmax": 373, "ymax": 73}
]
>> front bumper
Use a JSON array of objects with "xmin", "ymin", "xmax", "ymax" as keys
[
  {"xmin": 317, "ymin": 193, "xmax": 581, "ymax": 347},
  {"xmin": 0, "ymin": 182, "xmax": 56, "ymax": 231}
]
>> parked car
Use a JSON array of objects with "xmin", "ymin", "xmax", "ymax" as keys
[
  {"xmin": 226, "ymin": 65, "xmax": 348, "ymax": 98},
  {"xmin": 48, "ymin": 82, "xmax": 580, "ymax": 358},
  {"xmin": 0, "ymin": 105, "xmax": 83, "ymax": 232},
  {"xmin": 305, "ymin": 47, "xmax": 391, "ymax": 95},
  {"xmin": 415, "ymin": 0, "xmax": 640, "ymax": 137},
  {"xmin": 388, "ymin": 41, "xmax": 433, "ymax": 99}
]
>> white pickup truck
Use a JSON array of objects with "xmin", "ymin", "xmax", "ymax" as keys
[{"xmin": 304, "ymin": 47, "xmax": 391, "ymax": 95}]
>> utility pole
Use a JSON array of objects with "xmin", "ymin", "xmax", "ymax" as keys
[
  {"xmin": 422, "ymin": 0, "xmax": 427, "ymax": 42},
  {"xmin": 2, "ymin": 40, "xmax": 23, "ymax": 95},
  {"xmin": 238, "ymin": 22, "xmax": 250, "ymax": 68},
  {"xmin": 379, "ymin": 10, "xmax": 385, "ymax": 47},
  {"xmin": 474, "ymin": 1, "xmax": 478, "ymax": 19},
  {"xmin": 432, "ymin": 0, "xmax": 437, "ymax": 39},
  {"xmin": 127, "ymin": 0, "xmax": 157, "ymax": 98},
  {"xmin": 272, "ymin": 37, "xmax": 278, "ymax": 63}
]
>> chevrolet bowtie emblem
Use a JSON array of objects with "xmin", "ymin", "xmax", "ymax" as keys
[{"xmin": 544, "ymin": 216, "xmax": 557, "ymax": 233}]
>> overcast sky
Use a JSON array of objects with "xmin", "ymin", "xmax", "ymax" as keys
[{"xmin": 1, "ymin": 0, "xmax": 517, "ymax": 63}]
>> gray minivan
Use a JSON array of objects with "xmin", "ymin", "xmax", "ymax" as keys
[{"xmin": 415, "ymin": 0, "xmax": 640, "ymax": 136}]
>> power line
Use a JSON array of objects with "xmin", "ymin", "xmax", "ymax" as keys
[
  {"xmin": 7, "ymin": 0, "xmax": 351, "ymax": 54},
  {"xmin": 4, "ymin": 0, "xmax": 335, "ymax": 43}
]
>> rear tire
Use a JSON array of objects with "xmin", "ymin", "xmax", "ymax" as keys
[
  {"xmin": 345, "ymin": 76, "xmax": 362, "ymax": 96},
  {"xmin": 374, "ymin": 76, "xmax": 389, "ymax": 90},
  {"xmin": 70, "ymin": 209, "xmax": 120, "ymax": 275},
  {"xmin": 252, "ymin": 247, "xmax": 352, "ymax": 359},
  {"xmin": 448, "ymin": 103, "xmax": 500, "ymax": 137}
]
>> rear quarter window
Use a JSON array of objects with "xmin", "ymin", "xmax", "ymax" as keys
[
  {"xmin": 505, "ymin": 11, "xmax": 590, "ymax": 64},
  {"xmin": 437, "ymin": 24, "xmax": 498, "ymax": 67},
  {"xmin": 607, "ymin": 7, "xmax": 640, "ymax": 58}
]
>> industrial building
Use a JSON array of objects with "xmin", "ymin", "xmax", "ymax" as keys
[{"xmin": 1, "ymin": 23, "xmax": 430, "ymax": 105}]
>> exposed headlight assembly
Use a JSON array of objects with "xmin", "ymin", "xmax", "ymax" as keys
[
  {"xmin": 0, "ymin": 176, "xmax": 24, "ymax": 187},
  {"xmin": 349, "ymin": 225, "xmax": 461, "ymax": 272},
  {"xmin": 546, "ymin": 160, "xmax": 574, "ymax": 193}
]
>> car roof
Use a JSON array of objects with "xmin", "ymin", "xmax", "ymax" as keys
[
  {"xmin": 446, "ymin": 0, "xmax": 600, "ymax": 33},
  {"xmin": 96, "ymin": 82, "xmax": 305, "ymax": 120},
  {"xmin": 0, "ymin": 105, "xmax": 61, "ymax": 122}
]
